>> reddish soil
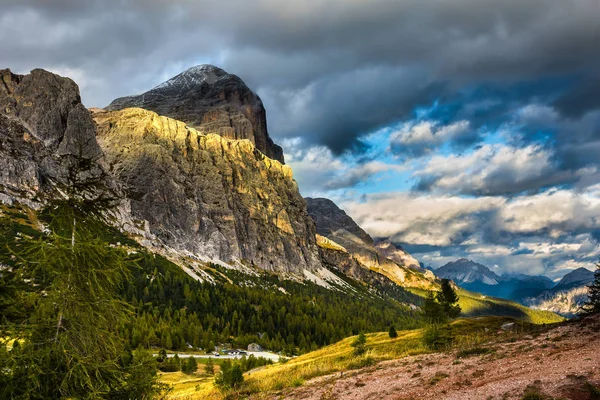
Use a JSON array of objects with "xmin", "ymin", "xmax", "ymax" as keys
[{"xmin": 278, "ymin": 316, "xmax": 600, "ymax": 400}]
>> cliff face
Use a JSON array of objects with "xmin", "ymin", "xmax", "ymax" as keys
[
  {"xmin": 94, "ymin": 108, "xmax": 320, "ymax": 273},
  {"xmin": 0, "ymin": 68, "xmax": 103, "ymax": 206},
  {"xmin": 307, "ymin": 198, "xmax": 435, "ymax": 289},
  {"xmin": 107, "ymin": 65, "xmax": 284, "ymax": 163},
  {"xmin": 0, "ymin": 67, "xmax": 321, "ymax": 275}
]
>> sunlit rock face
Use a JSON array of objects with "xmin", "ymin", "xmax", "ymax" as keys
[
  {"xmin": 94, "ymin": 108, "xmax": 321, "ymax": 274},
  {"xmin": 0, "ymin": 68, "xmax": 103, "ymax": 206},
  {"xmin": 107, "ymin": 65, "xmax": 284, "ymax": 163},
  {"xmin": 307, "ymin": 197, "xmax": 436, "ymax": 289}
]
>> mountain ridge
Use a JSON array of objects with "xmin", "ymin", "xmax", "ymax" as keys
[{"xmin": 107, "ymin": 64, "xmax": 284, "ymax": 163}]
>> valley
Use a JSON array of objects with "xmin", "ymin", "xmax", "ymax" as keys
[{"xmin": 0, "ymin": 62, "xmax": 597, "ymax": 399}]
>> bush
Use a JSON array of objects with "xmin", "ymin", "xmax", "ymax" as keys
[
  {"xmin": 182, "ymin": 357, "xmax": 198, "ymax": 374},
  {"xmin": 388, "ymin": 325, "xmax": 398, "ymax": 339},
  {"xmin": 351, "ymin": 333, "xmax": 367, "ymax": 356},
  {"xmin": 423, "ymin": 324, "xmax": 454, "ymax": 351},
  {"xmin": 215, "ymin": 360, "xmax": 244, "ymax": 390}
]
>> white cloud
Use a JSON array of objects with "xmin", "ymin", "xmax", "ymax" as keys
[
  {"xmin": 414, "ymin": 143, "xmax": 574, "ymax": 195},
  {"xmin": 389, "ymin": 120, "xmax": 472, "ymax": 156}
]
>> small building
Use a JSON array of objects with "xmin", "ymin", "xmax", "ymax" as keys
[{"xmin": 248, "ymin": 343, "xmax": 262, "ymax": 352}]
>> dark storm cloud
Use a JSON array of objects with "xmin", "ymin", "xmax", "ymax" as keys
[{"xmin": 1, "ymin": 0, "xmax": 598, "ymax": 152}]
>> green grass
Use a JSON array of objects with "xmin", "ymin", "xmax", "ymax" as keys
[
  {"xmin": 408, "ymin": 287, "xmax": 564, "ymax": 324},
  {"xmin": 171, "ymin": 315, "xmax": 555, "ymax": 399}
]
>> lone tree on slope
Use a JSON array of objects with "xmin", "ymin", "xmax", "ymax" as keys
[{"xmin": 581, "ymin": 261, "xmax": 600, "ymax": 315}]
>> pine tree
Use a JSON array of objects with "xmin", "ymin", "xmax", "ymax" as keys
[
  {"xmin": 182, "ymin": 357, "xmax": 198, "ymax": 374},
  {"xmin": 422, "ymin": 291, "xmax": 446, "ymax": 323},
  {"xmin": 437, "ymin": 279, "xmax": 461, "ymax": 319},
  {"xmin": 351, "ymin": 332, "xmax": 367, "ymax": 356},
  {"xmin": 388, "ymin": 324, "xmax": 398, "ymax": 339},
  {"xmin": 0, "ymin": 151, "xmax": 162, "ymax": 398},
  {"xmin": 205, "ymin": 357, "xmax": 215, "ymax": 375},
  {"xmin": 581, "ymin": 261, "xmax": 600, "ymax": 315}
]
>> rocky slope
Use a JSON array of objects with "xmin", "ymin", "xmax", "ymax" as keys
[
  {"xmin": 0, "ymin": 67, "xmax": 325, "ymax": 277},
  {"xmin": 525, "ymin": 268, "xmax": 594, "ymax": 316},
  {"xmin": 306, "ymin": 197, "xmax": 435, "ymax": 289},
  {"xmin": 277, "ymin": 316, "xmax": 600, "ymax": 400},
  {"xmin": 0, "ymin": 68, "xmax": 104, "ymax": 207},
  {"xmin": 107, "ymin": 65, "xmax": 284, "ymax": 163},
  {"xmin": 93, "ymin": 107, "xmax": 320, "ymax": 274}
]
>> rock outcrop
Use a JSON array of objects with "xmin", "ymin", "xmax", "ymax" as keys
[
  {"xmin": 525, "ymin": 268, "xmax": 594, "ymax": 316},
  {"xmin": 307, "ymin": 197, "xmax": 435, "ymax": 289},
  {"xmin": 107, "ymin": 65, "xmax": 284, "ymax": 163},
  {"xmin": 0, "ymin": 67, "xmax": 321, "ymax": 275},
  {"xmin": 0, "ymin": 68, "xmax": 103, "ymax": 206},
  {"xmin": 94, "ymin": 108, "xmax": 320, "ymax": 273}
]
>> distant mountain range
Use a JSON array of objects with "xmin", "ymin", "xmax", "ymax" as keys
[{"xmin": 433, "ymin": 259, "xmax": 594, "ymax": 316}]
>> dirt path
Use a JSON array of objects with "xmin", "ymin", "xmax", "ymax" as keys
[{"xmin": 278, "ymin": 317, "xmax": 600, "ymax": 400}]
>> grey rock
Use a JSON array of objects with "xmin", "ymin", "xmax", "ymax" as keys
[
  {"xmin": 94, "ymin": 108, "xmax": 321, "ymax": 274},
  {"xmin": 107, "ymin": 65, "xmax": 284, "ymax": 163},
  {"xmin": 0, "ymin": 68, "xmax": 103, "ymax": 204},
  {"xmin": 306, "ymin": 197, "xmax": 373, "ymax": 245}
]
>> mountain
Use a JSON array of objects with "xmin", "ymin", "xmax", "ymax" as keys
[
  {"xmin": 435, "ymin": 259, "xmax": 503, "ymax": 285},
  {"xmin": 554, "ymin": 267, "xmax": 594, "ymax": 290},
  {"xmin": 525, "ymin": 268, "xmax": 594, "ymax": 316},
  {"xmin": 94, "ymin": 107, "xmax": 321, "ymax": 275},
  {"xmin": 306, "ymin": 197, "xmax": 436, "ymax": 289},
  {"xmin": 434, "ymin": 259, "xmax": 554, "ymax": 302},
  {"xmin": 107, "ymin": 65, "xmax": 284, "ymax": 163},
  {"xmin": 0, "ymin": 68, "xmax": 106, "ymax": 207}
]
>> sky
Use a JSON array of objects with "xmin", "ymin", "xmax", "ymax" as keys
[{"xmin": 1, "ymin": 0, "xmax": 599, "ymax": 279}]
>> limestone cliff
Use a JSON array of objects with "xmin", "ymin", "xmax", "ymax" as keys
[
  {"xmin": 107, "ymin": 65, "xmax": 284, "ymax": 163},
  {"xmin": 307, "ymin": 198, "xmax": 436, "ymax": 289},
  {"xmin": 94, "ymin": 108, "xmax": 320, "ymax": 273},
  {"xmin": 0, "ymin": 68, "xmax": 103, "ymax": 207}
]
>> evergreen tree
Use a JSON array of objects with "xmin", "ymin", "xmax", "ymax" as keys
[
  {"xmin": 437, "ymin": 279, "xmax": 461, "ymax": 319},
  {"xmin": 422, "ymin": 291, "xmax": 446, "ymax": 323},
  {"xmin": 388, "ymin": 324, "xmax": 398, "ymax": 339},
  {"xmin": 182, "ymin": 357, "xmax": 198, "ymax": 374},
  {"xmin": 0, "ymin": 152, "xmax": 162, "ymax": 398},
  {"xmin": 215, "ymin": 360, "xmax": 244, "ymax": 390},
  {"xmin": 205, "ymin": 357, "xmax": 215, "ymax": 375},
  {"xmin": 581, "ymin": 261, "xmax": 600, "ymax": 315},
  {"xmin": 351, "ymin": 332, "xmax": 367, "ymax": 356}
]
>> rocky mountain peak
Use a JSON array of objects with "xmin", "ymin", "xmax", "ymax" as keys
[
  {"xmin": 107, "ymin": 64, "xmax": 284, "ymax": 163},
  {"xmin": 555, "ymin": 267, "xmax": 594, "ymax": 290},
  {"xmin": 0, "ymin": 68, "xmax": 103, "ymax": 205},
  {"xmin": 305, "ymin": 197, "xmax": 373, "ymax": 245},
  {"xmin": 435, "ymin": 259, "xmax": 503, "ymax": 285}
]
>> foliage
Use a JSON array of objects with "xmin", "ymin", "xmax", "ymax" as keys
[
  {"xmin": 0, "ymin": 200, "xmax": 164, "ymax": 399},
  {"xmin": 205, "ymin": 357, "xmax": 215, "ymax": 375},
  {"xmin": 388, "ymin": 324, "xmax": 398, "ymax": 339},
  {"xmin": 422, "ymin": 280, "xmax": 462, "ymax": 325},
  {"xmin": 120, "ymin": 256, "xmax": 424, "ymax": 356},
  {"xmin": 215, "ymin": 360, "xmax": 244, "ymax": 390},
  {"xmin": 423, "ymin": 324, "xmax": 454, "ymax": 350},
  {"xmin": 182, "ymin": 357, "xmax": 198, "ymax": 374},
  {"xmin": 351, "ymin": 332, "xmax": 367, "ymax": 356},
  {"xmin": 437, "ymin": 279, "xmax": 462, "ymax": 319},
  {"xmin": 581, "ymin": 261, "xmax": 600, "ymax": 315},
  {"xmin": 422, "ymin": 291, "xmax": 446, "ymax": 323}
]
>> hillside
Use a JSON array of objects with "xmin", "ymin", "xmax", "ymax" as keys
[
  {"xmin": 165, "ymin": 316, "xmax": 596, "ymax": 399},
  {"xmin": 273, "ymin": 315, "xmax": 600, "ymax": 400}
]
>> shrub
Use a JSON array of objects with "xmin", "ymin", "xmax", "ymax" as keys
[
  {"xmin": 351, "ymin": 333, "xmax": 367, "ymax": 356},
  {"xmin": 215, "ymin": 360, "xmax": 244, "ymax": 390},
  {"xmin": 423, "ymin": 324, "xmax": 454, "ymax": 351}
]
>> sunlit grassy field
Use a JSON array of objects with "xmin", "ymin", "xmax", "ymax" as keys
[{"xmin": 162, "ymin": 315, "xmax": 557, "ymax": 399}]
